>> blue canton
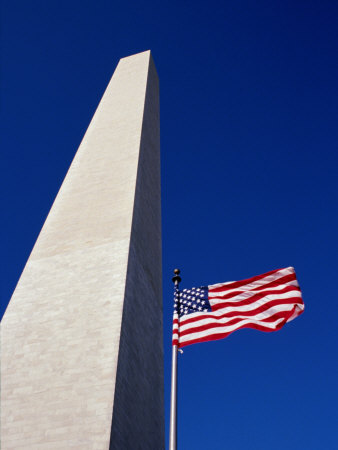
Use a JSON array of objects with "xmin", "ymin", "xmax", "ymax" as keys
[{"xmin": 174, "ymin": 286, "xmax": 212, "ymax": 318}]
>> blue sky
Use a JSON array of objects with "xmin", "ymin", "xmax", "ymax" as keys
[{"xmin": 1, "ymin": 1, "xmax": 337, "ymax": 448}]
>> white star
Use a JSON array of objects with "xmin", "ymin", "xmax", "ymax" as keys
[
  {"xmin": 193, "ymin": 304, "xmax": 196, "ymax": 309},
  {"xmin": 198, "ymin": 306, "xmax": 202, "ymax": 311},
  {"xmin": 188, "ymin": 302, "xmax": 191, "ymax": 306},
  {"xmin": 197, "ymin": 299, "xmax": 200, "ymax": 303},
  {"xmin": 204, "ymin": 308, "xmax": 208, "ymax": 312},
  {"xmin": 201, "ymin": 301, "xmax": 205, "ymax": 305}
]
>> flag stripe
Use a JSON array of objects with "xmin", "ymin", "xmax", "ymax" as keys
[{"xmin": 209, "ymin": 267, "xmax": 291, "ymax": 293}]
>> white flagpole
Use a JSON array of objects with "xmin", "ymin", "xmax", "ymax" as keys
[{"xmin": 169, "ymin": 268, "xmax": 181, "ymax": 450}]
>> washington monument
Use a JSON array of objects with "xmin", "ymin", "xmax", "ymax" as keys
[{"xmin": 1, "ymin": 51, "xmax": 164, "ymax": 449}]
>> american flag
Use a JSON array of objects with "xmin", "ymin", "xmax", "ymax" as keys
[{"xmin": 172, "ymin": 267, "xmax": 304, "ymax": 348}]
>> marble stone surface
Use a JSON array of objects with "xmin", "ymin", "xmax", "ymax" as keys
[{"xmin": 1, "ymin": 50, "xmax": 164, "ymax": 449}]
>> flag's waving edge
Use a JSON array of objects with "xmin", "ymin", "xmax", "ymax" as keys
[{"xmin": 172, "ymin": 267, "xmax": 304, "ymax": 348}]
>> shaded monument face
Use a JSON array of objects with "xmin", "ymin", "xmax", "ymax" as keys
[{"xmin": 1, "ymin": 50, "xmax": 164, "ymax": 450}]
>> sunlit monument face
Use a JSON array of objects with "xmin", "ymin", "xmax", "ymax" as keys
[{"xmin": 1, "ymin": 51, "xmax": 164, "ymax": 450}]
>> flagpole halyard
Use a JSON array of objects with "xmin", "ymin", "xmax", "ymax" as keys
[{"xmin": 169, "ymin": 268, "xmax": 181, "ymax": 450}]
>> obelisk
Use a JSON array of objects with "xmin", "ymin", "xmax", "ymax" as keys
[{"xmin": 1, "ymin": 50, "xmax": 164, "ymax": 449}]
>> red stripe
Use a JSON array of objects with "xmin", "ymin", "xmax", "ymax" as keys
[
  {"xmin": 178, "ymin": 296, "xmax": 303, "ymax": 327},
  {"xmin": 209, "ymin": 268, "xmax": 286, "ymax": 293},
  {"xmin": 179, "ymin": 308, "xmax": 303, "ymax": 338},
  {"xmin": 250, "ymin": 273, "xmax": 297, "ymax": 291},
  {"xmin": 211, "ymin": 286, "xmax": 301, "ymax": 312},
  {"xmin": 178, "ymin": 306, "xmax": 302, "ymax": 348}
]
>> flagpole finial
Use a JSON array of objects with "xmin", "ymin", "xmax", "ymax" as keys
[{"xmin": 172, "ymin": 269, "xmax": 181, "ymax": 284}]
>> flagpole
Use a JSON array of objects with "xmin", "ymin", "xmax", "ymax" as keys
[{"xmin": 169, "ymin": 268, "xmax": 181, "ymax": 450}]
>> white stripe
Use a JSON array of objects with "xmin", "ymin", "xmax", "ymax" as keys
[
  {"xmin": 179, "ymin": 316, "xmax": 286, "ymax": 344},
  {"xmin": 208, "ymin": 267, "xmax": 295, "ymax": 293},
  {"xmin": 179, "ymin": 303, "xmax": 302, "ymax": 333},
  {"xmin": 209, "ymin": 267, "xmax": 294, "ymax": 289},
  {"xmin": 208, "ymin": 279, "xmax": 299, "ymax": 299},
  {"xmin": 209, "ymin": 287, "xmax": 301, "ymax": 307},
  {"xmin": 208, "ymin": 290, "xmax": 302, "ymax": 314}
]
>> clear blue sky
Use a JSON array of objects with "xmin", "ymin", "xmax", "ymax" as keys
[{"xmin": 1, "ymin": 1, "xmax": 337, "ymax": 448}]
